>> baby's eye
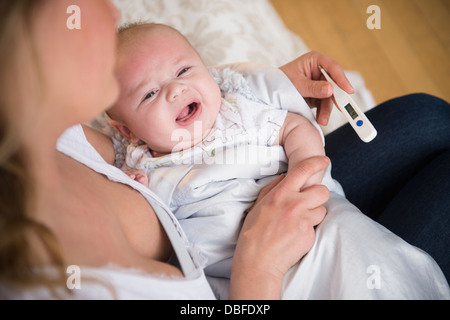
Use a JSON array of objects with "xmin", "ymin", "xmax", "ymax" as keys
[
  {"xmin": 177, "ymin": 67, "xmax": 191, "ymax": 77},
  {"xmin": 143, "ymin": 90, "xmax": 158, "ymax": 101}
]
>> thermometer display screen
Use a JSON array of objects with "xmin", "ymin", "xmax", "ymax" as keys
[{"xmin": 344, "ymin": 103, "xmax": 359, "ymax": 120}]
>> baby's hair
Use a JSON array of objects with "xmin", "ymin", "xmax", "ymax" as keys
[
  {"xmin": 117, "ymin": 21, "xmax": 148, "ymax": 33},
  {"xmin": 119, "ymin": 22, "xmax": 204, "ymax": 71},
  {"xmin": 117, "ymin": 21, "xmax": 182, "ymax": 34},
  {"xmin": 116, "ymin": 22, "xmax": 198, "ymax": 56},
  {"xmin": 116, "ymin": 21, "xmax": 153, "ymax": 41}
]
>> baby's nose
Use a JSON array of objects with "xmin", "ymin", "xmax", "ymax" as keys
[{"xmin": 167, "ymin": 82, "xmax": 187, "ymax": 102}]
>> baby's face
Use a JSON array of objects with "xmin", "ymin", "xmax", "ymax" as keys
[{"xmin": 115, "ymin": 27, "xmax": 222, "ymax": 155}]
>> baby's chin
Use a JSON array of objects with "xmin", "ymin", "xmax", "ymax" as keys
[
  {"xmin": 175, "ymin": 134, "xmax": 207, "ymax": 153},
  {"xmin": 150, "ymin": 141, "xmax": 197, "ymax": 157}
]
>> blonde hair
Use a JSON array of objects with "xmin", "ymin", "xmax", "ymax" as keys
[
  {"xmin": 116, "ymin": 22, "xmax": 196, "ymax": 52},
  {"xmin": 0, "ymin": 0, "xmax": 67, "ymax": 294}
]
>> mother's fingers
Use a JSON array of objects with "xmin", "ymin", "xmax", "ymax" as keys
[
  {"xmin": 314, "ymin": 52, "xmax": 354, "ymax": 95},
  {"xmin": 311, "ymin": 205, "xmax": 328, "ymax": 225},
  {"xmin": 279, "ymin": 156, "xmax": 330, "ymax": 192},
  {"xmin": 286, "ymin": 185, "xmax": 328, "ymax": 230},
  {"xmin": 259, "ymin": 174, "xmax": 285, "ymax": 200},
  {"xmin": 300, "ymin": 184, "xmax": 330, "ymax": 210},
  {"xmin": 315, "ymin": 97, "xmax": 334, "ymax": 126}
]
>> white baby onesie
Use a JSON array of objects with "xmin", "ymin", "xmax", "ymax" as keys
[{"xmin": 125, "ymin": 92, "xmax": 290, "ymax": 278}]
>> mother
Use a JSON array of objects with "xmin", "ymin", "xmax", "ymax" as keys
[
  {"xmin": 0, "ymin": 0, "xmax": 331, "ymax": 299},
  {"xmin": 0, "ymin": 0, "xmax": 448, "ymax": 299}
]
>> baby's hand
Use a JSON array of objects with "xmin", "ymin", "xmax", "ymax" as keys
[{"xmin": 124, "ymin": 169, "xmax": 149, "ymax": 187}]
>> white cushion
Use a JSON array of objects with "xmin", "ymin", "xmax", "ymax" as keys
[{"xmin": 111, "ymin": 0, "xmax": 309, "ymax": 66}]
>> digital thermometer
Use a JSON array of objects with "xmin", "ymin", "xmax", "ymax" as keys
[{"xmin": 319, "ymin": 65, "xmax": 377, "ymax": 143}]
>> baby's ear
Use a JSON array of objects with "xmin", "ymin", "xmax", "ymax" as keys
[{"xmin": 110, "ymin": 120, "xmax": 140, "ymax": 143}]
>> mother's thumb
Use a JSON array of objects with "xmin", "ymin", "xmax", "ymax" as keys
[{"xmin": 301, "ymin": 80, "xmax": 332, "ymax": 99}]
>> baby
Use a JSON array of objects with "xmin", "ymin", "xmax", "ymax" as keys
[{"xmin": 108, "ymin": 23, "xmax": 332, "ymax": 278}]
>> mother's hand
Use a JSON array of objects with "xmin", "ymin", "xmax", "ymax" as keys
[
  {"xmin": 280, "ymin": 51, "xmax": 354, "ymax": 126},
  {"xmin": 229, "ymin": 156, "xmax": 330, "ymax": 299}
]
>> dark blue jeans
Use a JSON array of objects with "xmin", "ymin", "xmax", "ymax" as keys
[{"xmin": 325, "ymin": 93, "xmax": 450, "ymax": 282}]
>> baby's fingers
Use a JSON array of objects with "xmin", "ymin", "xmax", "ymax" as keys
[{"xmin": 136, "ymin": 174, "xmax": 149, "ymax": 187}]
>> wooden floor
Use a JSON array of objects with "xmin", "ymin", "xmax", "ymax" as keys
[{"xmin": 270, "ymin": 0, "xmax": 450, "ymax": 105}]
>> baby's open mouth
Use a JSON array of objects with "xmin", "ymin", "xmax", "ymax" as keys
[{"xmin": 176, "ymin": 102, "xmax": 200, "ymax": 125}]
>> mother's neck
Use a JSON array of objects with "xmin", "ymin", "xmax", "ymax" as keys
[{"xmin": 22, "ymin": 110, "xmax": 73, "ymax": 211}]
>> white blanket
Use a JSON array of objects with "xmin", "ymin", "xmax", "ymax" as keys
[{"xmin": 283, "ymin": 192, "xmax": 449, "ymax": 299}]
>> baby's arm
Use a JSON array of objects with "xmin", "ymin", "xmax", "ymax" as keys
[{"xmin": 275, "ymin": 112, "xmax": 326, "ymax": 190}]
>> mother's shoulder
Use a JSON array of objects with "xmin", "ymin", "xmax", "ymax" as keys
[{"xmin": 82, "ymin": 124, "xmax": 115, "ymax": 165}]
